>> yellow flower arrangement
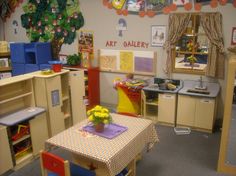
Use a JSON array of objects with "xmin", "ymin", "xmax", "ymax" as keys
[
  {"xmin": 87, "ymin": 105, "xmax": 112, "ymax": 125},
  {"xmin": 187, "ymin": 55, "xmax": 197, "ymax": 63}
]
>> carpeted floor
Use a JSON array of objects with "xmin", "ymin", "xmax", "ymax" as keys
[{"xmin": 2, "ymin": 124, "xmax": 231, "ymax": 176}]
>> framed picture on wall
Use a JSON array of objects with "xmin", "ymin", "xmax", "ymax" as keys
[
  {"xmin": 151, "ymin": 25, "xmax": 166, "ymax": 47},
  {"xmin": 126, "ymin": 0, "xmax": 145, "ymax": 12},
  {"xmin": 194, "ymin": 0, "xmax": 210, "ymax": 5},
  {"xmin": 78, "ymin": 30, "xmax": 94, "ymax": 54},
  {"xmin": 231, "ymin": 27, "xmax": 236, "ymax": 45},
  {"xmin": 58, "ymin": 54, "xmax": 67, "ymax": 64},
  {"xmin": 173, "ymin": 0, "xmax": 191, "ymax": 6},
  {"xmin": 146, "ymin": 0, "xmax": 171, "ymax": 12}
]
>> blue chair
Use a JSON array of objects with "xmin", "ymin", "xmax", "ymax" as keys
[{"xmin": 40, "ymin": 150, "xmax": 96, "ymax": 176}]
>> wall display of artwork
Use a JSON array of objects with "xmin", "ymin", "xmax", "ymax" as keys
[
  {"xmin": 78, "ymin": 30, "xmax": 94, "ymax": 54},
  {"xmin": 98, "ymin": 49, "xmax": 157, "ymax": 76},
  {"xmin": 151, "ymin": 25, "xmax": 166, "ymax": 47},
  {"xmin": 173, "ymin": 0, "xmax": 191, "ymax": 6},
  {"xmin": 231, "ymin": 27, "xmax": 236, "ymax": 45},
  {"xmin": 78, "ymin": 30, "xmax": 94, "ymax": 68},
  {"xmin": 102, "ymin": 0, "xmax": 236, "ymax": 17}
]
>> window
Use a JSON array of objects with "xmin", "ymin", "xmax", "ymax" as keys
[{"xmin": 173, "ymin": 14, "xmax": 209, "ymax": 75}]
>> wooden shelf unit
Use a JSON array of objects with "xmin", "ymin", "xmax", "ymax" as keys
[
  {"xmin": 0, "ymin": 76, "xmax": 48, "ymax": 174},
  {"xmin": 33, "ymin": 69, "xmax": 86, "ymax": 137},
  {"xmin": 0, "ymin": 52, "xmax": 12, "ymax": 79},
  {"xmin": 141, "ymin": 90, "xmax": 159, "ymax": 123},
  {"xmin": 63, "ymin": 66, "xmax": 100, "ymax": 110}
]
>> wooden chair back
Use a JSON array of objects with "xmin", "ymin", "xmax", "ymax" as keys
[{"xmin": 40, "ymin": 150, "xmax": 71, "ymax": 176}]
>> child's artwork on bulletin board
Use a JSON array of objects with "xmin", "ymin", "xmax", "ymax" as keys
[
  {"xmin": 98, "ymin": 49, "xmax": 157, "ymax": 76},
  {"xmin": 120, "ymin": 51, "xmax": 133, "ymax": 72},
  {"xmin": 100, "ymin": 56, "xmax": 117, "ymax": 70},
  {"xmin": 135, "ymin": 56, "xmax": 153, "ymax": 72}
]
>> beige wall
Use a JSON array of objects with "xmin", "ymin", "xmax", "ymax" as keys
[{"xmin": 1, "ymin": 1, "xmax": 236, "ymax": 119}]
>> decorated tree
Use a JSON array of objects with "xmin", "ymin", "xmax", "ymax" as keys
[{"xmin": 21, "ymin": 0, "xmax": 84, "ymax": 58}]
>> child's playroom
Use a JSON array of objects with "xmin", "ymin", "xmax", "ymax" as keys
[{"xmin": 0, "ymin": 0, "xmax": 236, "ymax": 175}]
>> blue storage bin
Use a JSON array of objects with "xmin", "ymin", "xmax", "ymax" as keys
[
  {"xmin": 25, "ymin": 42, "xmax": 52, "ymax": 64},
  {"xmin": 11, "ymin": 63, "xmax": 25, "ymax": 76},
  {"xmin": 10, "ymin": 42, "xmax": 53, "ymax": 64},
  {"xmin": 25, "ymin": 64, "xmax": 39, "ymax": 73},
  {"xmin": 10, "ymin": 43, "xmax": 26, "ymax": 63}
]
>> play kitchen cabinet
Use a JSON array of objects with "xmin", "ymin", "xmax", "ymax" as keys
[
  {"xmin": 141, "ymin": 90, "xmax": 177, "ymax": 125},
  {"xmin": 158, "ymin": 93, "xmax": 177, "ymax": 124},
  {"xmin": 176, "ymin": 80, "xmax": 220, "ymax": 132},
  {"xmin": 141, "ymin": 78, "xmax": 183, "ymax": 125},
  {"xmin": 0, "ymin": 76, "xmax": 48, "ymax": 174},
  {"xmin": 33, "ymin": 69, "xmax": 86, "ymax": 137},
  {"xmin": 0, "ymin": 125, "xmax": 13, "ymax": 174}
]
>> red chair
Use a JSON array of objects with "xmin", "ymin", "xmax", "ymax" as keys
[{"xmin": 40, "ymin": 150, "xmax": 96, "ymax": 176}]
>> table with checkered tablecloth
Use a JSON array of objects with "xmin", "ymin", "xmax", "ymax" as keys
[{"xmin": 45, "ymin": 113, "xmax": 158, "ymax": 176}]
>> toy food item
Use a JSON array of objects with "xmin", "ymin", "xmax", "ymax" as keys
[{"xmin": 167, "ymin": 83, "xmax": 177, "ymax": 90}]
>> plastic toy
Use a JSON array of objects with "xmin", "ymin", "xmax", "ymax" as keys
[
  {"xmin": 114, "ymin": 75, "xmax": 147, "ymax": 115},
  {"xmin": 11, "ymin": 124, "xmax": 30, "ymax": 141}
]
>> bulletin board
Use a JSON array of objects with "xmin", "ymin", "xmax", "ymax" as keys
[{"xmin": 98, "ymin": 49, "xmax": 157, "ymax": 76}]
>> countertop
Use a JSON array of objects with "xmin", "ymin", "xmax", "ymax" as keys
[
  {"xmin": 142, "ymin": 78, "xmax": 183, "ymax": 94},
  {"xmin": 0, "ymin": 107, "xmax": 46, "ymax": 126},
  {"xmin": 178, "ymin": 80, "xmax": 220, "ymax": 98}
]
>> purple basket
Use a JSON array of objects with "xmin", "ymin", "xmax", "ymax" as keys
[{"xmin": 83, "ymin": 123, "xmax": 128, "ymax": 139}]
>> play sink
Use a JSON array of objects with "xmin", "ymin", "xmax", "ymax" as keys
[
  {"xmin": 187, "ymin": 89, "xmax": 210, "ymax": 95},
  {"xmin": 143, "ymin": 78, "xmax": 183, "ymax": 93}
]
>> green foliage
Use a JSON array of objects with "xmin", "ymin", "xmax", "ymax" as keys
[
  {"xmin": 67, "ymin": 53, "xmax": 82, "ymax": 66},
  {"xmin": 187, "ymin": 55, "xmax": 197, "ymax": 63},
  {"xmin": 21, "ymin": 0, "xmax": 84, "ymax": 44}
]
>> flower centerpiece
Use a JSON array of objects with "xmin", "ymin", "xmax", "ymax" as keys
[
  {"xmin": 87, "ymin": 105, "xmax": 112, "ymax": 132},
  {"xmin": 187, "ymin": 55, "xmax": 197, "ymax": 68}
]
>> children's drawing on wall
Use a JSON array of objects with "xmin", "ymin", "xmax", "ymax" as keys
[
  {"xmin": 126, "ymin": 0, "xmax": 146, "ymax": 12},
  {"xmin": 151, "ymin": 25, "xmax": 166, "ymax": 47},
  {"xmin": 100, "ymin": 56, "xmax": 117, "ymax": 70},
  {"xmin": 78, "ymin": 30, "xmax": 94, "ymax": 53},
  {"xmin": 172, "ymin": 0, "xmax": 190, "ymax": 5},
  {"xmin": 120, "ymin": 51, "xmax": 133, "ymax": 72},
  {"xmin": 12, "ymin": 20, "xmax": 18, "ymax": 34},
  {"xmin": 146, "ymin": 0, "xmax": 170, "ymax": 12},
  {"xmin": 116, "ymin": 18, "xmax": 127, "ymax": 37},
  {"xmin": 112, "ymin": 0, "xmax": 126, "ymax": 9}
]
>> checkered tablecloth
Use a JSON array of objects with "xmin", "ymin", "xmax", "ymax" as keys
[{"xmin": 45, "ymin": 113, "xmax": 158, "ymax": 176}]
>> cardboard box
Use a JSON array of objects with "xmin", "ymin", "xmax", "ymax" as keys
[
  {"xmin": 0, "ymin": 58, "xmax": 9, "ymax": 67},
  {"xmin": 0, "ymin": 72, "xmax": 12, "ymax": 79}
]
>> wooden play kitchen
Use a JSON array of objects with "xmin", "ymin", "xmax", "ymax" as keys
[{"xmin": 141, "ymin": 77, "xmax": 220, "ymax": 133}]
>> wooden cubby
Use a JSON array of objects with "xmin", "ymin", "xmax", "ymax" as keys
[
  {"xmin": 63, "ymin": 66, "xmax": 100, "ymax": 110},
  {"xmin": 0, "ymin": 76, "xmax": 48, "ymax": 174},
  {"xmin": 0, "ymin": 52, "xmax": 12, "ymax": 79},
  {"xmin": 33, "ymin": 69, "xmax": 86, "ymax": 137}
]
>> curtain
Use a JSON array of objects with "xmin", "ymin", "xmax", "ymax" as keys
[
  {"xmin": 200, "ymin": 12, "xmax": 225, "ymax": 79},
  {"xmin": 164, "ymin": 13, "xmax": 191, "ymax": 77}
]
